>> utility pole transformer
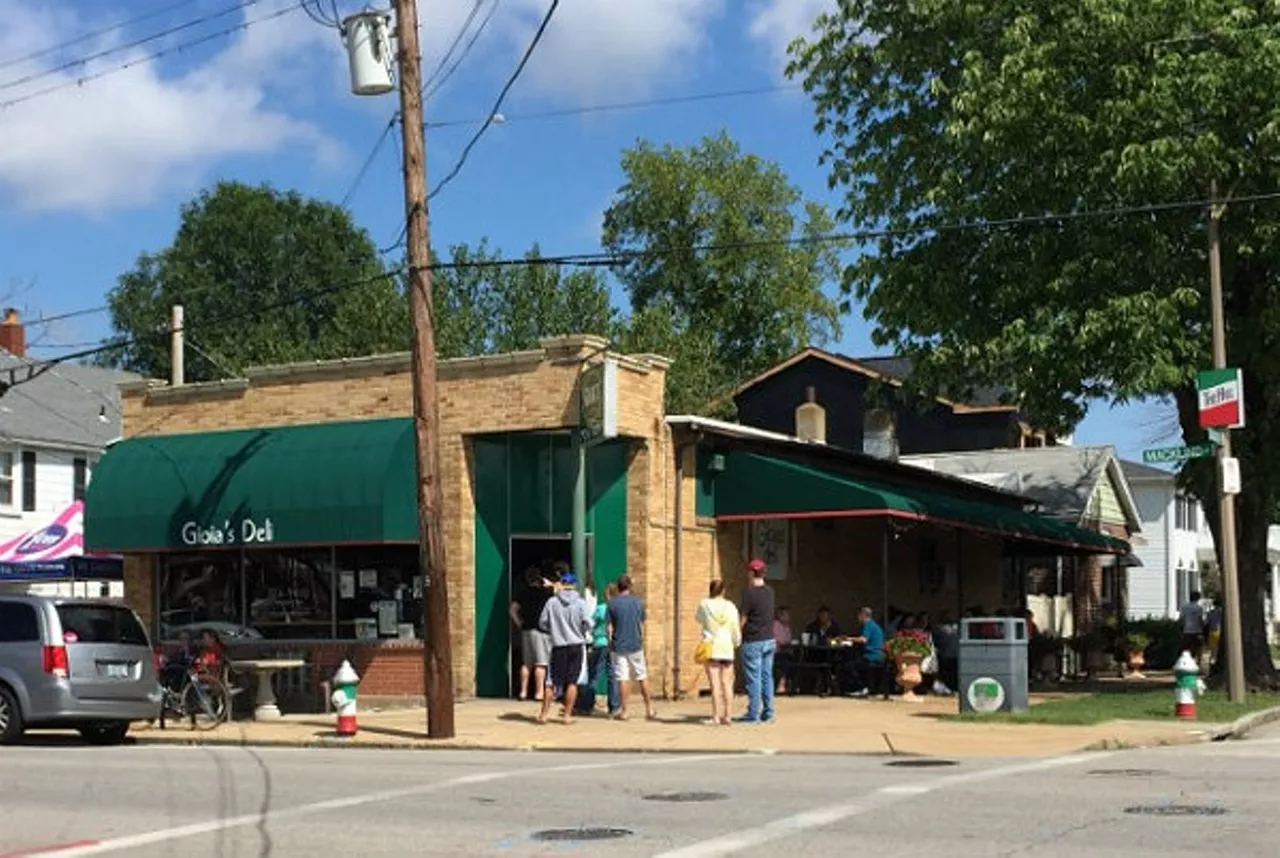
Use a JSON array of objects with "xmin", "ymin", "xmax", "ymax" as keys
[{"xmin": 393, "ymin": 0, "xmax": 455, "ymax": 737}]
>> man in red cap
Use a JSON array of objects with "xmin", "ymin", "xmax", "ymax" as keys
[{"xmin": 738, "ymin": 557, "xmax": 776, "ymax": 722}]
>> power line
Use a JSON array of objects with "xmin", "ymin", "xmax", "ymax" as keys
[
  {"xmin": 339, "ymin": 113, "xmax": 400, "ymax": 208},
  {"xmin": 25, "ymin": 188, "xmax": 1280, "ymax": 370},
  {"xmin": 422, "ymin": 0, "xmax": 489, "ymax": 95},
  {"xmin": 426, "ymin": 83, "xmax": 802, "ymax": 129},
  {"xmin": 0, "ymin": 0, "xmax": 264, "ymax": 94},
  {"xmin": 426, "ymin": 0, "xmax": 560, "ymax": 203},
  {"xmin": 423, "ymin": 0, "xmax": 501, "ymax": 102},
  {"xmin": 25, "ymin": 306, "xmax": 111, "ymax": 328},
  {"xmin": 0, "ymin": 1, "xmax": 305, "ymax": 113},
  {"xmin": 0, "ymin": 0, "xmax": 202, "ymax": 73}
]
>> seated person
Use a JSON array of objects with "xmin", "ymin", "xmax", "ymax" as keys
[
  {"xmin": 193, "ymin": 628, "xmax": 225, "ymax": 679},
  {"xmin": 804, "ymin": 605, "xmax": 842, "ymax": 645},
  {"xmin": 773, "ymin": 607, "xmax": 794, "ymax": 693},
  {"xmin": 848, "ymin": 606, "xmax": 886, "ymax": 696}
]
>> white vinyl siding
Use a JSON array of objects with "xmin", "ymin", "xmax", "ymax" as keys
[{"xmin": 1127, "ymin": 484, "xmax": 1172, "ymax": 619}]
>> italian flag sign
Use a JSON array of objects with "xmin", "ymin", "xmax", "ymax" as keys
[{"xmin": 1197, "ymin": 368, "xmax": 1245, "ymax": 429}]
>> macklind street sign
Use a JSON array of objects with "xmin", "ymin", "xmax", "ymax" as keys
[
  {"xmin": 1197, "ymin": 368, "xmax": 1245, "ymax": 429},
  {"xmin": 1142, "ymin": 443, "xmax": 1215, "ymax": 465}
]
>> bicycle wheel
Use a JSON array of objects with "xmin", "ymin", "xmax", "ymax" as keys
[{"xmin": 182, "ymin": 675, "xmax": 230, "ymax": 730}]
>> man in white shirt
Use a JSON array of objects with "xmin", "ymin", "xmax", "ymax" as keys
[{"xmin": 1178, "ymin": 590, "xmax": 1206, "ymax": 659}]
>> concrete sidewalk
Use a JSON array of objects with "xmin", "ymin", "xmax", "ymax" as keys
[{"xmin": 127, "ymin": 695, "xmax": 1219, "ymax": 758}]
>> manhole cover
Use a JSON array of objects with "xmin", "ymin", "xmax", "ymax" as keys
[
  {"xmin": 643, "ymin": 791, "xmax": 728, "ymax": 803},
  {"xmin": 1089, "ymin": 769, "xmax": 1167, "ymax": 777},
  {"xmin": 1124, "ymin": 805, "xmax": 1227, "ymax": 817},
  {"xmin": 885, "ymin": 759, "xmax": 958, "ymax": 768},
  {"xmin": 532, "ymin": 828, "xmax": 634, "ymax": 842}
]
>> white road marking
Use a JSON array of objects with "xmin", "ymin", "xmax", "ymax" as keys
[
  {"xmin": 653, "ymin": 752, "xmax": 1107, "ymax": 858},
  {"xmin": 37, "ymin": 753, "xmax": 743, "ymax": 856}
]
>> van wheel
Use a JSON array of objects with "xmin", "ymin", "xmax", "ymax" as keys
[
  {"xmin": 0, "ymin": 685, "xmax": 24, "ymax": 745},
  {"xmin": 78, "ymin": 721, "xmax": 130, "ymax": 746}
]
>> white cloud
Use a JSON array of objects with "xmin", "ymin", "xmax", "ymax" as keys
[
  {"xmin": 748, "ymin": 0, "xmax": 834, "ymax": 75},
  {"xmin": 497, "ymin": 0, "xmax": 724, "ymax": 103},
  {"xmin": 0, "ymin": 1, "xmax": 345, "ymax": 215}
]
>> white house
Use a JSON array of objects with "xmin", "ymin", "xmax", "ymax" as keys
[
  {"xmin": 0, "ymin": 310, "xmax": 132, "ymax": 597},
  {"xmin": 1123, "ymin": 459, "xmax": 1280, "ymax": 640}
]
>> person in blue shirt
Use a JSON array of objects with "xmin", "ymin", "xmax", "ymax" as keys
[{"xmin": 850, "ymin": 606, "xmax": 886, "ymax": 697}]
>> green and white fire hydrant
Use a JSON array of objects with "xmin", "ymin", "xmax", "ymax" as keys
[
  {"xmin": 1173, "ymin": 650, "xmax": 1199, "ymax": 719},
  {"xmin": 331, "ymin": 660, "xmax": 360, "ymax": 737}
]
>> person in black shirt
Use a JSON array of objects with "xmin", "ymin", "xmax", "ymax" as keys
[
  {"xmin": 738, "ymin": 558, "xmax": 776, "ymax": 723},
  {"xmin": 804, "ymin": 606, "xmax": 842, "ymax": 645},
  {"xmin": 509, "ymin": 566, "xmax": 552, "ymax": 700}
]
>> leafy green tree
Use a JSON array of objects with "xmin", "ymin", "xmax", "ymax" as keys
[
  {"xmin": 430, "ymin": 240, "xmax": 618, "ymax": 359},
  {"xmin": 792, "ymin": 1, "xmax": 1279, "ymax": 684},
  {"xmin": 603, "ymin": 132, "xmax": 842, "ymax": 413},
  {"xmin": 101, "ymin": 181, "xmax": 407, "ymax": 381}
]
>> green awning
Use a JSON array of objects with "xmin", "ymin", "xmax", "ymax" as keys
[
  {"xmin": 85, "ymin": 418, "xmax": 417, "ymax": 552},
  {"xmin": 711, "ymin": 452, "xmax": 1128, "ymax": 554}
]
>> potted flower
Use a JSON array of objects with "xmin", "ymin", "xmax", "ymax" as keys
[
  {"xmin": 884, "ymin": 629, "xmax": 932, "ymax": 702},
  {"xmin": 1125, "ymin": 631, "xmax": 1152, "ymax": 678}
]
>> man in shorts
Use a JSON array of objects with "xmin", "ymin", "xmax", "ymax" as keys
[
  {"xmin": 510, "ymin": 566, "xmax": 552, "ymax": 700},
  {"xmin": 538, "ymin": 571, "xmax": 593, "ymax": 724},
  {"xmin": 607, "ymin": 574, "xmax": 657, "ymax": 720}
]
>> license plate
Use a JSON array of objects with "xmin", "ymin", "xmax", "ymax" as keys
[{"xmin": 104, "ymin": 663, "xmax": 130, "ymax": 679}]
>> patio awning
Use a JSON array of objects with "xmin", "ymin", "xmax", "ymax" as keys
[
  {"xmin": 710, "ymin": 452, "xmax": 1128, "ymax": 555},
  {"xmin": 85, "ymin": 417, "xmax": 418, "ymax": 552}
]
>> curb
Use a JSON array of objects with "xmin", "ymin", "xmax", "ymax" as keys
[
  {"xmin": 1209, "ymin": 704, "xmax": 1280, "ymax": 742},
  {"xmin": 128, "ymin": 734, "xmax": 916, "ymax": 757}
]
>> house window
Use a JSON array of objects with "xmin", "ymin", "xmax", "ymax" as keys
[
  {"xmin": 21, "ymin": 450, "xmax": 36, "ymax": 512},
  {"xmin": 1174, "ymin": 495, "xmax": 1199, "ymax": 532},
  {"xmin": 73, "ymin": 458, "xmax": 88, "ymax": 502},
  {"xmin": 0, "ymin": 450, "xmax": 13, "ymax": 509}
]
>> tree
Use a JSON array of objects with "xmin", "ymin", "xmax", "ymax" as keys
[
  {"xmin": 431, "ymin": 240, "xmax": 618, "ymax": 359},
  {"xmin": 792, "ymin": 2, "xmax": 1280, "ymax": 684},
  {"xmin": 101, "ymin": 181, "xmax": 407, "ymax": 381},
  {"xmin": 603, "ymin": 131, "xmax": 842, "ymax": 413}
]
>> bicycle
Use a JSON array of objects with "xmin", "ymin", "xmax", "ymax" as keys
[{"xmin": 157, "ymin": 661, "xmax": 231, "ymax": 731}]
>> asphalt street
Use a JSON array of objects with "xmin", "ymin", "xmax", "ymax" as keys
[{"xmin": 0, "ymin": 724, "xmax": 1277, "ymax": 857}]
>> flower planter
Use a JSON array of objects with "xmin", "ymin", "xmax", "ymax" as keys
[
  {"xmin": 894, "ymin": 652, "xmax": 924, "ymax": 702},
  {"xmin": 1126, "ymin": 648, "xmax": 1147, "ymax": 679}
]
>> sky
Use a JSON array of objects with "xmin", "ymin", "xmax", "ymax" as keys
[{"xmin": 0, "ymin": 0, "xmax": 1183, "ymax": 461}]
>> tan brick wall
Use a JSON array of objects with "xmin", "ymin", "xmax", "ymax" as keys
[
  {"xmin": 124, "ymin": 555, "xmax": 156, "ymax": 631},
  {"xmin": 117, "ymin": 337, "xmax": 669, "ymax": 699}
]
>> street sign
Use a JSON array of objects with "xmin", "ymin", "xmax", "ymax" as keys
[
  {"xmin": 1198, "ymin": 368, "xmax": 1245, "ymax": 429},
  {"xmin": 1142, "ymin": 443, "xmax": 1216, "ymax": 464}
]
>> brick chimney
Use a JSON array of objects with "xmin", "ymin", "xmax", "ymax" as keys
[{"xmin": 0, "ymin": 309, "xmax": 24, "ymax": 357}]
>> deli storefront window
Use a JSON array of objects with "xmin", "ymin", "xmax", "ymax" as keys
[{"xmin": 157, "ymin": 546, "xmax": 422, "ymax": 642}]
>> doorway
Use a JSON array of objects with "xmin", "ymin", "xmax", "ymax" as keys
[{"xmin": 508, "ymin": 534, "xmax": 591, "ymax": 698}]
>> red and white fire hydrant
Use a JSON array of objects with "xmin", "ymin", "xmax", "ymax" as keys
[
  {"xmin": 1174, "ymin": 650, "xmax": 1199, "ymax": 719},
  {"xmin": 331, "ymin": 660, "xmax": 360, "ymax": 737}
]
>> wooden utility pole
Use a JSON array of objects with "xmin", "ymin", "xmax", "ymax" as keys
[
  {"xmin": 1207, "ymin": 180, "xmax": 1246, "ymax": 703},
  {"xmin": 394, "ymin": 0, "xmax": 455, "ymax": 737}
]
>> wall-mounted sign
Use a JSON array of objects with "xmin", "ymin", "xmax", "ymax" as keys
[
  {"xmin": 579, "ymin": 357, "xmax": 618, "ymax": 444},
  {"xmin": 179, "ymin": 517, "xmax": 275, "ymax": 547},
  {"xmin": 1198, "ymin": 368, "xmax": 1245, "ymax": 429},
  {"xmin": 749, "ymin": 519, "xmax": 789, "ymax": 581}
]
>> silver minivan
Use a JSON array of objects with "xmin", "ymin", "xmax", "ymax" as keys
[{"xmin": 0, "ymin": 595, "xmax": 162, "ymax": 745}]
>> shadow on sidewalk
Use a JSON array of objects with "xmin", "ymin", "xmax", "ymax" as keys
[{"xmin": 296, "ymin": 719, "xmax": 427, "ymax": 741}]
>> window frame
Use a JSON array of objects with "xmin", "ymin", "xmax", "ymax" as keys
[
  {"xmin": 72, "ymin": 457, "xmax": 88, "ymax": 502},
  {"xmin": 20, "ymin": 449, "xmax": 36, "ymax": 512},
  {"xmin": 0, "ymin": 448, "xmax": 15, "ymax": 513}
]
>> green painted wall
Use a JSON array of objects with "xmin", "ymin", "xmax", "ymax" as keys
[{"xmin": 472, "ymin": 433, "xmax": 630, "ymax": 698}]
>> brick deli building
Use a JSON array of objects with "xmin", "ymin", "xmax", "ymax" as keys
[{"xmin": 85, "ymin": 335, "xmax": 1128, "ymax": 706}]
